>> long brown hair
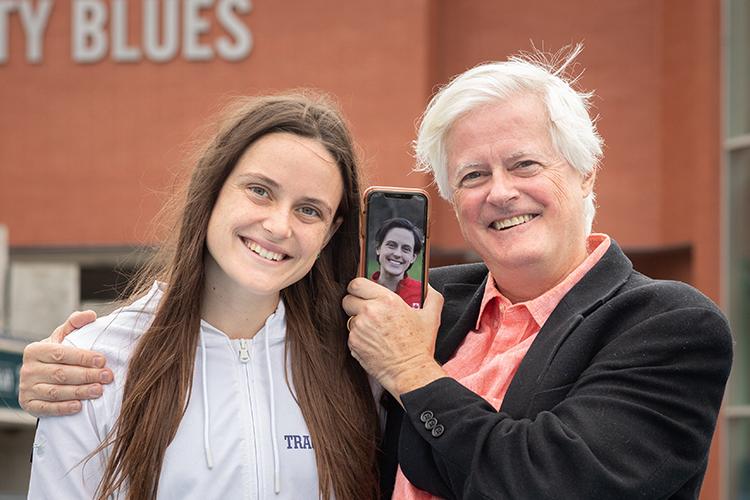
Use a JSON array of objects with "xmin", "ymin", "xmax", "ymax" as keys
[{"xmin": 95, "ymin": 93, "xmax": 379, "ymax": 499}]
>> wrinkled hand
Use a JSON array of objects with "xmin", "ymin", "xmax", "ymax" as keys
[
  {"xmin": 19, "ymin": 310, "xmax": 114, "ymax": 417},
  {"xmin": 342, "ymin": 278, "xmax": 446, "ymax": 403}
]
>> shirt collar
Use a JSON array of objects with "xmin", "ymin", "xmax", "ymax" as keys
[{"xmin": 475, "ymin": 233, "xmax": 611, "ymax": 330}]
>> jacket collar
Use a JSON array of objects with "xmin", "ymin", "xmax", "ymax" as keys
[
  {"xmin": 503, "ymin": 240, "xmax": 632, "ymax": 414},
  {"xmin": 436, "ymin": 240, "xmax": 633, "ymax": 392},
  {"xmin": 435, "ymin": 267, "xmax": 488, "ymax": 364}
]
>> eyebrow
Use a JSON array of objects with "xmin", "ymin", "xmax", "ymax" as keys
[
  {"xmin": 385, "ymin": 238, "xmax": 413, "ymax": 249},
  {"xmin": 453, "ymin": 161, "xmax": 484, "ymax": 178},
  {"xmin": 505, "ymin": 151, "xmax": 530, "ymax": 163},
  {"xmin": 236, "ymin": 173, "xmax": 335, "ymax": 217},
  {"xmin": 454, "ymin": 151, "xmax": 533, "ymax": 175},
  {"xmin": 236, "ymin": 173, "xmax": 281, "ymax": 190}
]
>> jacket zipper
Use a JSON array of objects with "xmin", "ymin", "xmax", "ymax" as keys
[
  {"xmin": 239, "ymin": 339, "xmax": 250, "ymax": 363},
  {"xmin": 238, "ymin": 337, "xmax": 261, "ymax": 499}
]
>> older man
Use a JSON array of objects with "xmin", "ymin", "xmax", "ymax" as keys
[
  {"xmin": 342, "ymin": 48, "xmax": 732, "ymax": 499},
  {"xmin": 20, "ymin": 49, "xmax": 732, "ymax": 499}
]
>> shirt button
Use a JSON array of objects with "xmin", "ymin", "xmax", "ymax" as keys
[
  {"xmin": 431, "ymin": 424, "xmax": 445, "ymax": 437},
  {"xmin": 425, "ymin": 417, "xmax": 438, "ymax": 430},
  {"xmin": 420, "ymin": 410, "xmax": 433, "ymax": 423}
]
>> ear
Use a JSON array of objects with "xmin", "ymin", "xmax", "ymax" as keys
[
  {"xmin": 581, "ymin": 168, "xmax": 597, "ymax": 197},
  {"xmin": 323, "ymin": 216, "xmax": 343, "ymax": 247}
]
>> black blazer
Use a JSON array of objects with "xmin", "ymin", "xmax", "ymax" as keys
[{"xmin": 379, "ymin": 241, "xmax": 732, "ymax": 500}]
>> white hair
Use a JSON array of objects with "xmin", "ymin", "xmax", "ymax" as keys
[{"xmin": 414, "ymin": 44, "xmax": 604, "ymax": 234}]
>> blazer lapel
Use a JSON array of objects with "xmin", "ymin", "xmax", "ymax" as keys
[
  {"xmin": 435, "ymin": 277, "xmax": 488, "ymax": 364},
  {"xmin": 379, "ymin": 265, "xmax": 487, "ymax": 498},
  {"xmin": 501, "ymin": 241, "xmax": 634, "ymax": 417}
]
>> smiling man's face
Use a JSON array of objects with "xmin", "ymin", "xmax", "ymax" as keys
[{"xmin": 446, "ymin": 94, "xmax": 595, "ymax": 301}]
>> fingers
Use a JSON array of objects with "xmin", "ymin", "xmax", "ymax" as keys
[
  {"xmin": 26, "ymin": 382, "xmax": 104, "ymax": 403},
  {"xmin": 20, "ymin": 399, "xmax": 83, "ymax": 418},
  {"xmin": 49, "ymin": 310, "xmax": 97, "ymax": 343},
  {"xmin": 343, "ymin": 278, "xmax": 404, "ymax": 316},
  {"xmin": 346, "ymin": 277, "xmax": 389, "ymax": 300},
  {"xmin": 18, "ymin": 380, "xmax": 104, "ymax": 416},
  {"xmin": 342, "ymin": 294, "xmax": 359, "ymax": 316},
  {"xmin": 26, "ymin": 363, "xmax": 114, "ymax": 386},
  {"xmin": 18, "ymin": 363, "xmax": 112, "ymax": 416},
  {"xmin": 18, "ymin": 337, "xmax": 112, "ymax": 418},
  {"xmin": 24, "ymin": 341, "xmax": 107, "ymax": 368}
]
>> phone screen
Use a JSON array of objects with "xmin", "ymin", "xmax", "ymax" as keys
[{"xmin": 364, "ymin": 190, "xmax": 428, "ymax": 308}]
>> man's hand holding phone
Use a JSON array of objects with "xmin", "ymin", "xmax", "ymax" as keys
[{"xmin": 343, "ymin": 278, "xmax": 446, "ymax": 404}]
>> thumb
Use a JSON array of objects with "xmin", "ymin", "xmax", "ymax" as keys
[
  {"xmin": 421, "ymin": 285, "xmax": 444, "ymax": 317},
  {"xmin": 69, "ymin": 310, "xmax": 97, "ymax": 329},
  {"xmin": 49, "ymin": 310, "xmax": 97, "ymax": 343}
]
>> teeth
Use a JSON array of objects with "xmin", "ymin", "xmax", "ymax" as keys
[
  {"xmin": 491, "ymin": 214, "xmax": 535, "ymax": 230},
  {"xmin": 246, "ymin": 240, "xmax": 285, "ymax": 262}
]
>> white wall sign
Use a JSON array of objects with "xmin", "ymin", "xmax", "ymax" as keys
[{"xmin": 0, "ymin": 0, "xmax": 253, "ymax": 64}]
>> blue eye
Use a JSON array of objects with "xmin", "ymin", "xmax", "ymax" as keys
[
  {"xmin": 248, "ymin": 185, "xmax": 269, "ymax": 197},
  {"xmin": 298, "ymin": 206, "xmax": 321, "ymax": 218}
]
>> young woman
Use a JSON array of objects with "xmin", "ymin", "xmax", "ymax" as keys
[
  {"xmin": 27, "ymin": 94, "xmax": 379, "ymax": 499},
  {"xmin": 370, "ymin": 217, "xmax": 423, "ymax": 308}
]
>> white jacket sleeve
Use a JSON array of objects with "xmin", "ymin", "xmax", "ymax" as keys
[
  {"xmin": 27, "ymin": 398, "xmax": 109, "ymax": 499},
  {"xmin": 27, "ymin": 287, "xmax": 156, "ymax": 499},
  {"xmin": 27, "ymin": 331, "xmax": 116, "ymax": 499}
]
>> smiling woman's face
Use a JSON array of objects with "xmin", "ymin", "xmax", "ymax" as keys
[
  {"xmin": 204, "ymin": 132, "xmax": 343, "ymax": 301},
  {"xmin": 376, "ymin": 227, "xmax": 417, "ymax": 279}
]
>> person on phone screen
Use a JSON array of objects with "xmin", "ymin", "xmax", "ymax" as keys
[
  {"xmin": 370, "ymin": 217, "xmax": 423, "ymax": 309},
  {"xmin": 23, "ymin": 93, "xmax": 379, "ymax": 499}
]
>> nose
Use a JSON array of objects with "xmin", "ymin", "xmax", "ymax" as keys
[
  {"xmin": 261, "ymin": 207, "xmax": 293, "ymax": 240},
  {"xmin": 486, "ymin": 169, "xmax": 520, "ymax": 206}
]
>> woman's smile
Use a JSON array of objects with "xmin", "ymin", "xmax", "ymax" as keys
[{"xmin": 240, "ymin": 236, "xmax": 288, "ymax": 262}]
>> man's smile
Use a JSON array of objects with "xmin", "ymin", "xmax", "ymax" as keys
[{"xmin": 490, "ymin": 213, "xmax": 538, "ymax": 230}]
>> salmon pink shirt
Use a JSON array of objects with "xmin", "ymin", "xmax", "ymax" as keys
[{"xmin": 392, "ymin": 234, "xmax": 611, "ymax": 499}]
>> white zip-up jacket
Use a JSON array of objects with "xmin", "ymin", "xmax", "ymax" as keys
[{"xmin": 28, "ymin": 282, "xmax": 321, "ymax": 499}]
